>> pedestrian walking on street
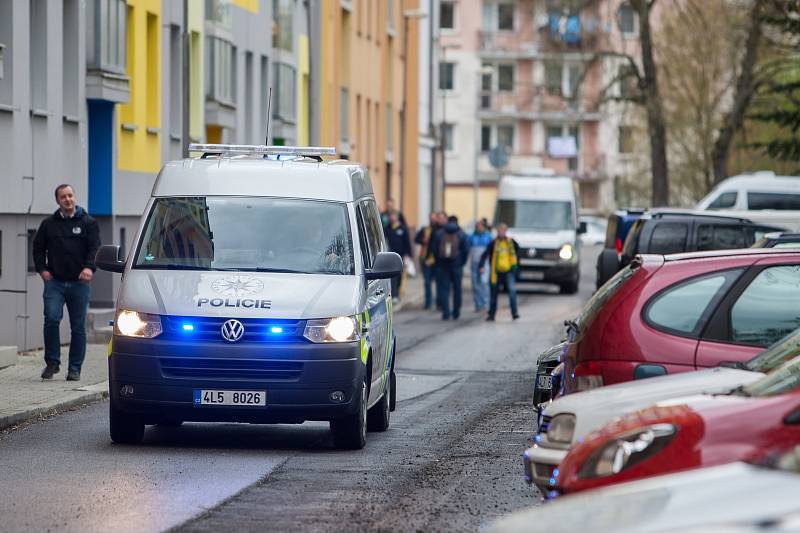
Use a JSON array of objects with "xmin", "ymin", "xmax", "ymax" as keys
[
  {"xmin": 430, "ymin": 215, "xmax": 468, "ymax": 320},
  {"xmin": 468, "ymin": 220, "xmax": 492, "ymax": 312},
  {"xmin": 33, "ymin": 184, "xmax": 101, "ymax": 381},
  {"xmin": 414, "ymin": 212, "xmax": 441, "ymax": 310},
  {"xmin": 480, "ymin": 223, "xmax": 520, "ymax": 321},
  {"xmin": 384, "ymin": 211, "xmax": 412, "ymax": 303},
  {"xmin": 380, "ymin": 198, "xmax": 407, "ymax": 229}
]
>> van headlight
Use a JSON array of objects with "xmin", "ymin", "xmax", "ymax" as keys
[
  {"xmin": 115, "ymin": 310, "xmax": 163, "ymax": 338},
  {"xmin": 546, "ymin": 414, "xmax": 576, "ymax": 444},
  {"xmin": 304, "ymin": 316, "xmax": 360, "ymax": 343},
  {"xmin": 578, "ymin": 424, "xmax": 676, "ymax": 479},
  {"xmin": 559, "ymin": 243, "xmax": 575, "ymax": 261}
]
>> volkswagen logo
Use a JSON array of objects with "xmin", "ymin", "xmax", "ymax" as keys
[
  {"xmin": 220, "ymin": 319, "xmax": 245, "ymax": 342},
  {"xmin": 527, "ymin": 248, "xmax": 537, "ymax": 258}
]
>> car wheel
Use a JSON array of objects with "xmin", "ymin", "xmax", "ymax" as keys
[
  {"xmin": 367, "ymin": 375, "xmax": 391, "ymax": 432},
  {"xmin": 331, "ymin": 380, "xmax": 368, "ymax": 450},
  {"xmin": 109, "ymin": 402, "xmax": 145, "ymax": 444}
]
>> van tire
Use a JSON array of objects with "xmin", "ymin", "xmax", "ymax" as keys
[
  {"xmin": 331, "ymin": 381, "xmax": 368, "ymax": 450},
  {"xmin": 559, "ymin": 279, "xmax": 579, "ymax": 295},
  {"xmin": 109, "ymin": 402, "xmax": 145, "ymax": 444},
  {"xmin": 389, "ymin": 368, "xmax": 397, "ymax": 412},
  {"xmin": 367, "ymin": 376, "xmax": 391, "ymax": 432}
]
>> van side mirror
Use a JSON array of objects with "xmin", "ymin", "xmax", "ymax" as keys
[
  {"xmin": 366, "ymin": 252, "xmax": 403, "ymax": 280},
  {"xmin": 578, "ymin": 221, "xmax": 588, "ymax": 234},
  {"xmin": 95, "ymin": 245, "xmax": 125, "ymax": 273}
]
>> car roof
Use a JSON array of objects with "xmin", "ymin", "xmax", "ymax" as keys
[
  {"xmin": 713, "ymin": 171, "xmax": 800, "ymax": 192},
  {"xmin": 660, "ymin": 247, "xmax": 800, "ymax": 263},
  {"xmin": 151, "ymin": 156, "xmax": 373, "ymax": 202},
  {"xmin": 641, "ymin": 208, "xmax": 753, "ymax": 223}
]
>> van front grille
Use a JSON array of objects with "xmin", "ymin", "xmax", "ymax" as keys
[
  {"xmin": 161, "ymin": 316, "xmax": 307, "ymax": 343},
  {"xmin": 160, "ymin": 357, "xmax": 303, "ymax": 381}
]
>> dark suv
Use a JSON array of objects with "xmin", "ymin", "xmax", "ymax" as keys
[{"xmin": 596, "ymin": 210, "xmax": 782, "ymax": 287}]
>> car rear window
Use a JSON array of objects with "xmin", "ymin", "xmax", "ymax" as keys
[
  {"xmin": 576, "ymin": 265, "xmax": 636, "ymax": 332},
  {"xmin": 648, "ymin": 222, "xmax": 688, "ymax": 255},
  {"xmin": 696, "ymin": 224, "xmax": 748, "ymax": 251},
  {"xmin": 644, "ymin": 270, "xmax": 742, "ymax": 337},
  {"xmin": 747, "ymin": 192, "xmax": 800, "ymax": 210},
  {"xmin": 731, "ymin": 265, "xmax": 800, "ymax": 346}
]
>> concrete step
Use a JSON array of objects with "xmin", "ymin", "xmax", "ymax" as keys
[
  {"xmin": 0, "ymin": 345, "xmax": 18, "ymax": 370},
  {"xmin": 87, "ymin": 307, "xmax": 114, "ymax": 344}
]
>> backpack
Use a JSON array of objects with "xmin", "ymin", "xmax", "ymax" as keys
[{"xmin": 438, "ymin": 232, "xmax": 461, "ymax": 260}]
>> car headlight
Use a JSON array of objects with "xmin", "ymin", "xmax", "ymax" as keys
[
  {"xmin": 303, "ymin": 316, "xmax": 360, "ymax": 343},
  {"xmin": 559, "ymin": 243, "xmax": 575, "ymax": 261},
  {"xmin": 546, "ymin": 414, "xmax": 576, "ymax": 444},
  {"xmin": 578, "ymin": 424, "xmax": 677, "ymax": 479},
  {"xmin": 115, "ymin": 310, "xmax": 163, "ymax": 338}
]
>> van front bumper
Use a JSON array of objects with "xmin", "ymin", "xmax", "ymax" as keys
[
  {"xmin": 109, "ymin": 336, "xmax": 365, "ymax": 424},
  {"xmin": 517, "ymin": 261, "xmax": 579, "ymax": 284}
]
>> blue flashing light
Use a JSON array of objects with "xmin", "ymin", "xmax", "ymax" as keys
[
  {"xmin": 553, "ymin": 468, "xmax": 559, "ymax": 478},
  {"xmin": 182, "ymin": 323, "xmax": 194, "ymax": 332},
  {"xmin": 270, "ymin": 326, "xmax": 284, "ymax": 334},
  {"xmin": 549, "ymin": 477, "xmax": 556, "ymax": 486},
  {"xmin": 534, "ymin": 434, "xmax": 542, "ymax": 444}
]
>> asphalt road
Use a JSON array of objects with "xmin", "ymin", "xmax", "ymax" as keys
[{"xmin": 0, "ymin": 249, "xmax": 597, "ymax": 533}]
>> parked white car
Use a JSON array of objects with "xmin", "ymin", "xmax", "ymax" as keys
[
  {"xmin": 697, "ymin": 171, "xmax": 800, "ymax": 231},
  {"xmin": 524, "ymin": 328, "xmax": 800, "ymax": 492},
  {"xmin": 578, "ymin": 215, "xmax": 606, "ymax": 246},
  {"xmin": 493, "ymin": 459, "xmax": 800, "ymax": 533}
]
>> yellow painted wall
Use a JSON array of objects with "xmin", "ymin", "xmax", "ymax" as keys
[
  {"xmin": 231, "ymin": 0, "xmax": 259, "ymax": 13},
  {"xmin": 297, "ymin": 35, "xmax": 310, "ymax": 146},
  {"xmin": 189, "ymin": 1, "xmax": 205, "ymax": 142},
  {"xmin": 117, "ymin": 0, "xmax": 162, "ymax": 173},
  {"xmin": 444, "ymin": 186, "xmax": 498, "ymax": 225}
]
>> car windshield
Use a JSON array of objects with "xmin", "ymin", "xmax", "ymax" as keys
[
  {"xmin": 495, "ymin": 200, "xmax": 575, "ymax": 231},
  {"xmin": 746, "ymin": 328, "xmax": 800, "ymax": 373},
  {"xmin": 742, "ymin": 354, "xmax": 800, "ymax": 398},
  {"xmin": 134, "ymin": 197, "xmax": 354, "ymax": 275}
]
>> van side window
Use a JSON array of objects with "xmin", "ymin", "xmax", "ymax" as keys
[
  {"xmin": 648, "ymin": 223, "xmax": 687, "ymax": 255},
  {"xmin": 356, "ymin": 205, "xmax": 372, "ymax": 270},
  {"xmin": 747, "ymin": 192, "xmax": 800, "ymax": 210},
  {"xmin": 708, "ymin": 192, "xmax": 737, "ymax": 210},
  {"xmin": 360, "ymin": 200, "xmax": 383, "ymax": 264},
  {"xmin": 696, "ymin": 224, "xmax": 747, "ymax": 251}
]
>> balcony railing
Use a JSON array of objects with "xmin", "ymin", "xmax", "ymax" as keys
[{"xmin": 478, "ymin": 85, "xmax": 600, "ymax": 122}]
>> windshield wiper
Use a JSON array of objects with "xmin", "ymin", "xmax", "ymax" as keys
[
  {"xmin": 248, "ymin": 267, "xmax": 315, "ymax": 274},
  {"xmin": 136, "ymin": 264, "xmax": 238, "ymax": 271}
]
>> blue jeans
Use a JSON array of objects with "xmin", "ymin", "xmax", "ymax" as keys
[
  {"xmin": 436, "ymin": 261, "xmax": 463, "ymax": 319},
  {"xmin": 489, "ymin": 271, "xmax": 518, "ymax": 318},
  {"xmin": 470, "ymin": 261, "xmax": 489, "ymax": 310},
  {"xmin": 422, "ymin": 263, "xmax": 435, "ymax": 308},
  {"xmin": 43, "ymin": 280, "xmax": 91, "ymax": 372}
]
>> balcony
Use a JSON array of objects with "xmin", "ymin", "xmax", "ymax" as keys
[
  {"xmin": 478, "ymin": 86, "xmax": 600, "ymax": 122},
  {"xmin": 478, "ymin": 31, "xmax": 538, "ymax": 60}
]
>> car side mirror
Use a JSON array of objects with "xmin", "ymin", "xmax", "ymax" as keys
[
  {"xmin": 366, "ymin": 252, "xmax": 403, "ymax": 280},
  {"xmin": 95, "ymin": 245, "xmax": 125, "ymax": 274},
  {"xmin": 578, "ymin": 221, "xmax": 588, "ymax": 234}
]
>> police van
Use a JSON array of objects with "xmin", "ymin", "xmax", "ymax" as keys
[{"xmin": 96, "ymin": 144, "xmax": 402, "ymax": 449}]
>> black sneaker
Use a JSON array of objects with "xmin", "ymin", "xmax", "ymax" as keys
[
  {"xmin": 512, "ymin": 314, "xmax": 520, "ymax": 320},
  {"xmin": 41, "ymin": 362, "xmax": 60, "ymax": 380},
  {"xmin": 486, "ymin": 316, "xmax": 495, "ymax": 322},
  {"xmin": 66, "ymin": 369, "xmax": 81, "ymax": 381}
]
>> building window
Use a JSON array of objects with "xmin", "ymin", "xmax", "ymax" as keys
[
  {"xmin": 497, "ymin": 2, "xmax": 514, "ymax": 30},
  {"xmin": 497, "ymin": 64, "xmax": 514, "ymax": 91},
  {"xmin": 545, "ymin": 60, "xmax": 562, "ymax": 95},
  {"xmin": 385, "ymin": 103, "xmax": 393, "ymax": 150},
  {"xmin": 30, "ymin": 0, "xmax": 48, "ymax": 112},
  {"xmin": 119, "ymin": 227, "xmax": 126, "ymax": 259},
  {"xmin": 206, "ymin": 37, "xmax": 236, "ymax": 105},
  {"xmin": 99, "ymin": 0, "xmax": 127, "ymax": 74},
  {"xmin": 273, "ymin": 62, "xmax": 296, "ymax": 122},
  {"xmin": 618, "ymin": 126, "xmax": 634, "ymax": 153},
  {"xmin": 340, "ymin": 87, "xmax": 349, "ymax": 142},
  {"xmin": 547, "ymin": 125, "xmax": 579, "ymax": 161},
  {"xmin": 442, "ymin": 123, "xmax": 454, "ymax": 151},
  {"xmin": 273, "ymin": 0, "xmax": 294, "ymax": 52},
  {"xmin": 244, "ymin": 52, "xmax": 254, "ymax": 142},
  {"xmin": 618, "ymin": 64, "xmax": 637, "ymax": 98},
  {"xmin": 544, "ymin": 60, "xmax": 581, "ymax": 98},
  {"xmin": 497, "ymin": 124, "xmax": 514, "ymax": 150},
  {"xmin": 260, "ymin": 55, "xmax": 269, "ymax": 140},
  {"xmin": 169, "ymin": 24, "xmax": 181, "ymax": 137},
  {"xmin": 618, "ymin": 4, "xmax": 637, "ymax": 35},
  {"xmin": 62, "ymin": 0, "xmax": 80, "ymax": 118},
  {"xmin": 206, "ymin": 0, "xmax": 232, "ymax": 28},
  {"xmin": 0, "ymin": 42, "xmax": 5, "ymax": 81},
  {"xmin": 440, "ymin": 1, "xmax": 455, "ymax": 30},
  {"xmin": 481, "ymin": 125, "xmax": 491, "ymax": 152},
  {"xmin": 439, "ymin": 62, "xmax": 455, "ymax": 90},
  {"xmin": 27, "ymin": 229, "xmax": 36, "ymax": 273},
  {"xmin": 387, "ymin": 0, "xmax": 394, "ymax": 32}
]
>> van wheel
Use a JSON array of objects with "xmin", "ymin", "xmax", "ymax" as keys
[
  {"xmin": 109, "ymin": 402, "xmax": 145, "ymax": 444},
  {"xmin": 389, "ymin": 368, "xmax": 397, "ymax": 412},
  {"xmin": 559, "ymin": 279, "xmax": 579, "ymax": 295},
  {"xmin": 367, "ymin": 376, "xmax": 391, "ymax": 432},
  {"xmin": 331, "ymin": 381, "xmax": 367, "ymax": 449}
]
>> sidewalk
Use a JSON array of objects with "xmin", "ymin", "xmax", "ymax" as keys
[
  {"xmin": 0, "ymin": 276, "xmax": 437, "ymax": 432},
  {"xmin": 0, "ymin": 344, "xmax": 109, "ymax": 431}
]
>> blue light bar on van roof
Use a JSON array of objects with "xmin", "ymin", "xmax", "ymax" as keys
[{"xmin": 188, "ymin": 143, "xmax": 337, "ymax": 157}]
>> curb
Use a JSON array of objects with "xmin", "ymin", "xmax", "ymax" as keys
[{"xmin": 0, "ymin": 387, "xmax": 109, "ymax": 432}]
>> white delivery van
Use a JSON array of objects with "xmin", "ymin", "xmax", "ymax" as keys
[
  {"xmin": 697, "ymin": 171, "xmax": 800, "ymax": 231},
  {"xmin": 95, "ymin": 144, "xmax": 403, "ymax": 450},
  {"xmin": 493, "ymin": 174, "xmax": 584, "ymax": 294}
]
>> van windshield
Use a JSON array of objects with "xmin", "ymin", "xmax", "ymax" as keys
[
  {"xmin": 495, "ymin": 200, "xmax": 575, "ymax": 231},
  {"xmin": 134, "ymin": 197, "xmax": 354, "ymax": 275}
]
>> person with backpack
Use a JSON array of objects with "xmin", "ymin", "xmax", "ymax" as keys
[
  {"xmin": 430, "ymin": 215, "xmax": 468, "ymax": 320},
  {"xmin": 479, "ymin": 223, "xmax": 520, "ymax": 321}
]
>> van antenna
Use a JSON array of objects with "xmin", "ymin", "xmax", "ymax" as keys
[{"xmin": 265, "ymin": 87, "xmax": 272, "ymax": 147}]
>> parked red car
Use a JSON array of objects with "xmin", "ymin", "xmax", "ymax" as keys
[
  {"xmin": 562, "ymin": 249, "xmax": 800, "ymax": 395},
  {"xmin": 553, "ymin": 356, "xmax": 800, "ymax": 494}
]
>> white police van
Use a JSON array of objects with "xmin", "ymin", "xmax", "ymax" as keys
[{"xmin": 96, "ymin": 144, "xmax": 402, "ymax": 449}]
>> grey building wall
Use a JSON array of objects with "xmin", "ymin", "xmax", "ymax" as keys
[{"xmin": 0, "ymin": 0, "xmax": 88, "ymax": 350}]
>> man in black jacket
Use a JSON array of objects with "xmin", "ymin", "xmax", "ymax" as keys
[
  {"xmin": 429, "ymin": 215, "xmax": 469, "ymax": 320},
  {"xmin": 33, "ymin": 184, "xmax": 101, "ymax": 381}
]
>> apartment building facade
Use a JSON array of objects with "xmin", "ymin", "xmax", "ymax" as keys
[{"xmin": 430, "ymin": 0, "xmax": 643, "ymax": 224}]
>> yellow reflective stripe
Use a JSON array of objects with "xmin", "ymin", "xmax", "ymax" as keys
[
  {"xmin": 107, "ymin": 338, "xmax": 113, "ymax": 358},
  {"xmin": 359, "ymin": 313, "xmax": 368, "ymax": 364}
]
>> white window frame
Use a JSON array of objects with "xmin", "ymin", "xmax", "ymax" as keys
[
  {"xmin": 439, "ymin": 61, "xmax": 456, "ymax": 91},
  {"xmin": 439, "ymin": 0, "xmax": 457, "ymax": 32},
  {"xmin": 480, "ymin": 123, "xmax": 515, "ymax": 153},
  {"xmin": 618, "ymin": 4, "xmax": 639, "ymax": 37}
]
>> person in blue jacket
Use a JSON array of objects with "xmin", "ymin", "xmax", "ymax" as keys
[{"xmin": 468, "ymin": 220, "xmax": 493, "ymax": 312}]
